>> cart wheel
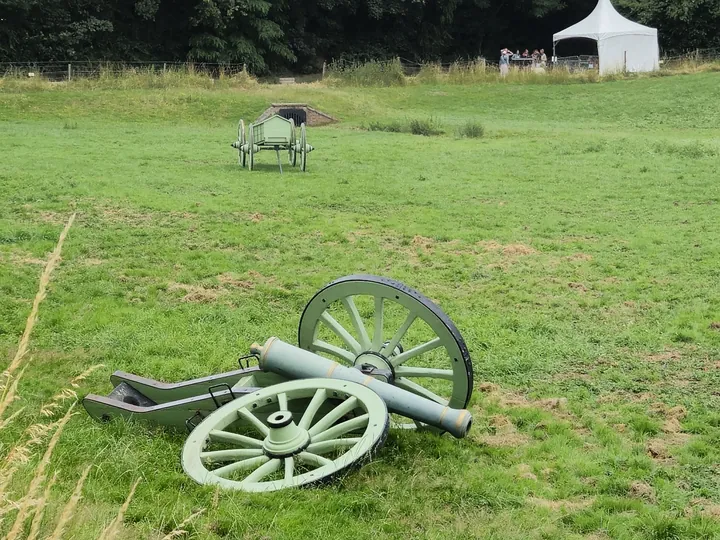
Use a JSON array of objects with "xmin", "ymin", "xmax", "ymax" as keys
[
  {"xmin": 300, "ymin": 123, "xmax": 307, "ymax": 172},
  {"xmin": 248, "ymin": 123, "xmax": 254, "ymax": 171},
  {"xmin": 239, "ymin": 119, "xmax": 247, "ymax": 167},
  {"xmin": 182, "ymin": 379, "xmax": 389, "ymax": 492},
  {"xmin": 289, "ymin": 119, "xmax": 297, "ymax": 166},
  {"xmin": 298, "ymin": 274, "xmax": 473, "ymax": 430}
]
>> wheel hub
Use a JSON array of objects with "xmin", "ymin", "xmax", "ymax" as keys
[
  {"xmin": 353, "ymin": 352, "xmax": 394, "ymax": 383},
  {"xmin": 262, "ymin": 411, "xmax": 310, "ymax": 458}
]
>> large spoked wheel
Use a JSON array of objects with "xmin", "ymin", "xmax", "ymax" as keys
[
  {"xmin": 300, "ymin": 123, "xmax": 307, "ymax": 172},
  {"xmin": 238, "ymin": 119, "xmax": 246, "ymax": 167},
  {"xmin": 298, "ymin": 275, "xmax": 473, "ymax": 428},
  {"xmin": 182, "ymin": 379, "xmax": 389, "ymax": 492},
  {"xmin": 248, "ymin": 123, "xmax": 255, "ymax": 171},
  {"xmin": 288, "ymin": 119, "xmax": 297, "ymax": 166}
]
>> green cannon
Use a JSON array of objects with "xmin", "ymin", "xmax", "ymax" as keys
[
  {"xmin": 231, "ymin": 115, "xmax": 313, "ymax": 173},
  {"xmin": 83, "ymin": 275, "xmax": 474, "ymax": 492}
]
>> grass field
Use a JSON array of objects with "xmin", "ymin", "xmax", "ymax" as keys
[{"xmin": 1, "ymin": 71, "xmax": 720, "ymax": 539}]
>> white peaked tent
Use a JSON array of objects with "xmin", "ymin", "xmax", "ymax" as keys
[{"xmin": 553, "ymin": 0, "xmax": 659, "ymax": 75}]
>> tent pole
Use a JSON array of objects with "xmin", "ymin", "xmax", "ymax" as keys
[{"xmin": 552, "ymin": 41, "xmax": 556, "ymax": 63}]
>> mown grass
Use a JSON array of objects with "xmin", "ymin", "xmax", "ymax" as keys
[{"xmin": 1, "ymin": 71, "xmax": 720, "ymax": 538}]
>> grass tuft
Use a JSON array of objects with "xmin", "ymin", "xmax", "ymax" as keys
[
  {"xmin": 409, "ymin": 117, "xmax": 444, "ymax": 136},
  {"xmin": 457, "ymin": 120, "xmax": 485, "ymax": 138}
]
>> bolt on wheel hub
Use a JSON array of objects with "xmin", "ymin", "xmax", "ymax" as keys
[{"xmin": 262, "ymin": 411, "xmax": 310, "ymax": 458}]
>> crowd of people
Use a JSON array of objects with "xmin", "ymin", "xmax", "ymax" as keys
[{"xmin": 499, "ymin": 47, "xmax": 548, "ymax": 76}]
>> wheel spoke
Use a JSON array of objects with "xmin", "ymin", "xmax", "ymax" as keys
[
  {"xmin": 297, "ymin": 452, "xmax": 333, "ymax": 468},
  {"xmin": 209, "ymin": 430, "xmax": 264, "ymax": 448},
  {"xmin": 381, "ymin": 312, "xmax": 416, "ymax": 357},
  {"xmin": 394, "ymin": 367, "xmax": 455, "ymax": 380},
  {"xmin": 278, "ymin": 392, "xmax": 288, "ymax": 411},
  {"xmin": 201, "ymin": 449, "xmax": 264, "ymax": 463},
  {"xmin": 237, "ymin": 408, "xmax": 269, "ymax": 437},
  {"xmin": 284, "ymin": 457, "xmax": 294, "ymax": 482},
  {"xmin": 310, "ymin": 340, "xmax": 355, "ymax": 364},
  {"xmin": 372, "ymin": 296, "xmax": 384, "ymax": 350},
  {"xmin": 214, "ymin": 455, "xmax": 269, "ymax": 478},
  {"xmin": 310, "ymin": 414, "xmax": 369, "ymax": 443},
  {"xmin": 390, "ymin": 337, "xmax": 443, "ymax": 367},
  {"xmin": 242, "ymin": 458, "xmax": 281, "ymax": 484},
  {"xmin": 308, "ymin": 397, "xmax": 358, "ymax": 437},
  {"xmin": 320, "ymin": 312, "xmax": 362, "ymax": 354},
  {"xmin": 307, "ymin": 438, "xmax": 361, "ymax": 454},
  {"xmin": 298, "ymin": 388, "xmax": 327, "ymax": 429},
  {"xmin": 395, "ymin": 377, "xmax": 449, "ymax": 406},
  {"xmin": 341, "ymin": 296, "xmax": 371, "ymax": 350}
]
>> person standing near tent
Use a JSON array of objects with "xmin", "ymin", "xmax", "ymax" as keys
[
  {"xmin": 540, "ymin": 49, "xmax": 548, "ymax": 67},
  {"xmin": 499, "ymin": 48, "xmax": 512, "ymax": 77}
]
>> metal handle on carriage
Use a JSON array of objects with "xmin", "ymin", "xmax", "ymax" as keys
[{"xmin": 251, "ymin": 337, "xmax": 472, "ymax": 439}]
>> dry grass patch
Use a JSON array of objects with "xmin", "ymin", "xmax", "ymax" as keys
[
  {"xmin": 526, "ymin": 497, "xmax": 595, "ymax": 511},
  {"xmin": 167, "ymin": 282, "xmax": 227, "ymax": 303},
  {"xmin": 477, "ymin": 241, "xmax": 538, "ymax": 256},
  {"xmin": 643, "ymin": 350, "xmax": 682, "ymax": 363},
  {"xmin": 3, "ymin": 251, "xmax": 47, "ymax": 266},
  {"xmin": 686, "ymin": 499, "xmax": 720, "ymax": 519},
  {"xmin": 565, "ymin": 253, "xmax": 593, "ymax": 262},
  {"xmin": 471, "ymin": 414, "xmax": 532, "ymax": 448},
  {"xmin": 217, "ymin": 273, "xmax": 255, "ymax": 289}
]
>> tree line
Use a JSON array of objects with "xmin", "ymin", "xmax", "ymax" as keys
[{"xmin": 1, "ymin": 0, "xmax": 718, "ymax": 73}]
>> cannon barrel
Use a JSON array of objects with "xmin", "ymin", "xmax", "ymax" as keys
[{"xmin": 251, "ymin": 337, "xmax": 472, "ymax": 439}]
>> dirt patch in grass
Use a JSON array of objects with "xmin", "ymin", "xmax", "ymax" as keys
[
  {"xmin": 629, "ymin": 481, "xmax": 656, "ymax": 502},
  {"xmin": 709, "ymin": 321, "xmax": 720, "ymax": 330},
  {"xmin": 526, "ymin": 497, "xmax": 595, "ymax": 511},
  {"xmin": 81, "ymin": 258, "xmax": 104, "ymax": 266},
  {"xmin": 646, "ymin": 433, "xmax": 691, "ymax": 462},
  {"xmin": 249, "ymin": 212, "xmax": 264, "ymax": 223},
  {"xmin": 568, "ymin": 282, "xmax": 589, "ymax": 293}
]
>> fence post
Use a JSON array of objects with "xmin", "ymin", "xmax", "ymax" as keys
[
  {"xmin": 67, "ymin": 63, "xmax": 71, "ymax": 81},
  {"xmin": 322, "ymin": 61, "xmax": 326, "ymax": 79},
  {"xmin": 163, "ymin": 62, "xmax": 167, "ymax": 73}
]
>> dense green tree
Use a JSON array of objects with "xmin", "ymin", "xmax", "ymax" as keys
[
  {"xmin": 0, "ymin": 0, "xmax": 717, "ymax": 68},
  {"xmin": 187, "ymin": 0, "xmax": 294, "ymax": 71}
]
